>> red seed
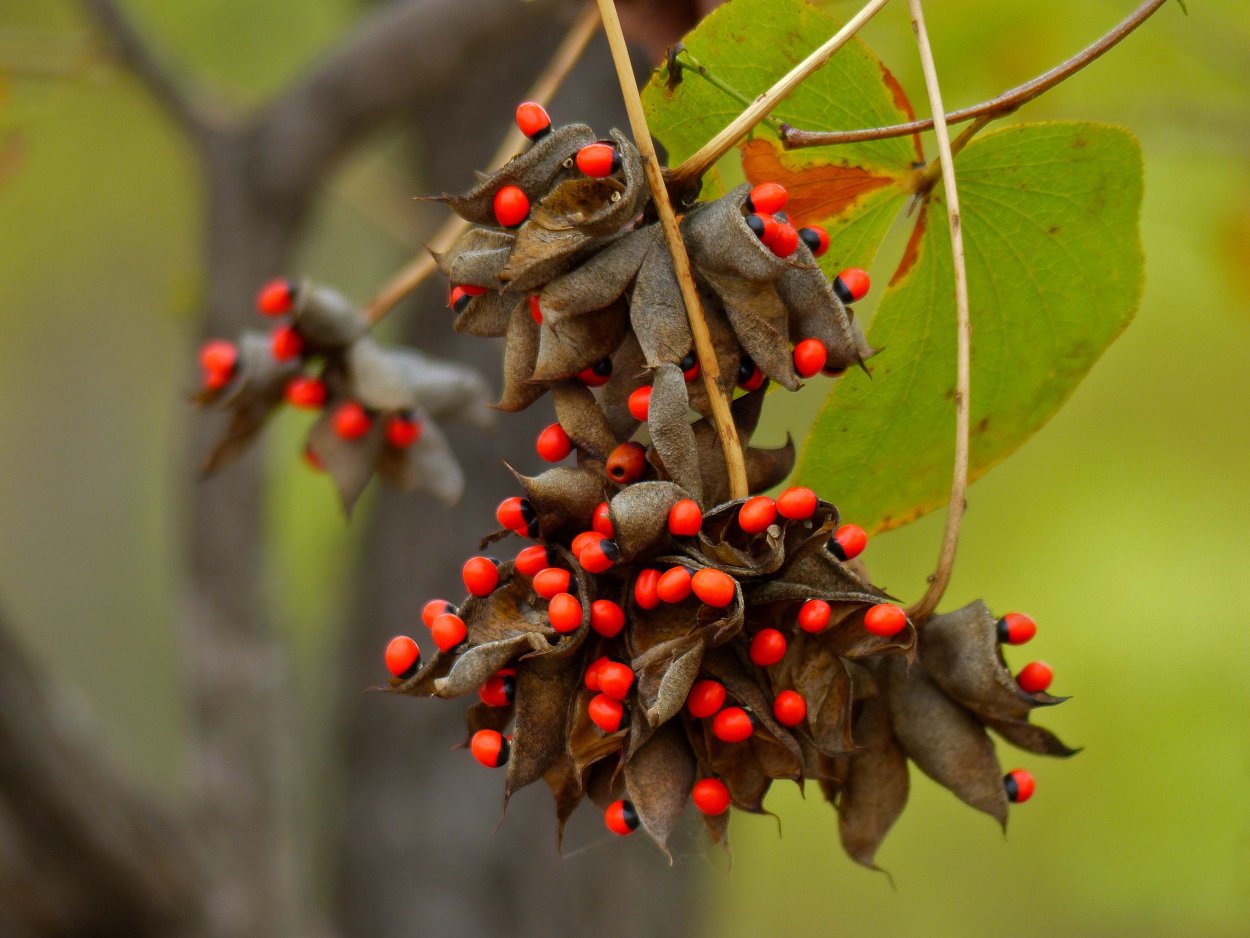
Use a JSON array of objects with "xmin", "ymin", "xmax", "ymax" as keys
[
  {"xmin": 590, "ymin": 599, "xmax": 626, "ymax": 638},
  {"xmin": 606, "ymin": 442, "xmax": 647, "ymax": 485},
  {"xmin": 478, "ymin": 668, "xmax": 516, "ymax": 708},
  {"xmin": 199, "ymin": 339, "xmax": 237, "ymax": 377},
  {"xmin": 384, "ymin": 635, "xmax": 420, "ymax": 679},
  {"xmin": 763, "ymin": 221, "xmax": 799, "ymax": 258},
  {"xmin": 571, "ymin": 530, "xmax": 604, "ymax": 557},
  {"xmin": 692, "ymin": 778, "xmax": 731, "ymax": 816},
  {"xmin": 515, "ymin": 101, "xmax": 551, "ymax": 141},
  {"xmin": 332, "ymin": 401, "xmax": 372, "ymax": 440},
  {"xmin": 202, "ymin": 368, "xmax": 232, "ymax": 391},
  {"xmin": 302, "ymin": 446, "xmax": 324, "ymax": 472},
  {"xmin": 1004, "ymin": 768, "xmax": 1036, "ymax": 803},
  {"xmin": 749, "ymin": 628, "xmax": 787, "ymax": 667},
  {"xmin": 831, "ymin": 524, "xmax": 868, "ymax": 561},
  {"xmin": 449, "ymin": 286, "xmax": 474, "ymax": 314},
  {"xmin": 798, "ymin": 225, "xmax": 830, "ymax": 257},
  {"xmin": 385, "ymin": 415, "xmax": 422, "ymax": 448},
  {"xmin": 496, "ymin": 496, "xmax": 536, "ymax": 536},
  {"xmin": 776, "ymin": 486, "xmax": 817, "ymax": 520},
  {"xmin": 738, "ymin": 496, "xmax": 777, "ymax": 534},
  {"xmin": 470, "ymin": 729, "xmax": 509, "ymax": 768},
  {"xmin": 681, "ymin": 351, "xmax": 700, "ymax": 381},
  {"xmin": 691, "ymin": 569, "xmax": 735, "ymax": 608},
  {"xmin": 514, "ymin": 545, "xmax": 550, "ymax": 578},
  {"xmin": 592, "ymin": 501, "xmax": 614, "ymax": 537},
  {"xmin": 285, "ymin": 376, "xmax": 326, "ymax": 409},
  {"xmin": 532, "ymin": 567, "xmax": 570, "ymax": 600},
  {"xmin": 667, "ymin": 498, "xmax": 703, "ymax": 537},
  {"xmin": 772, "ymin": 690, "xmax": 807, "ymax": 727},
  {"xmin": 834, "ymin": 267, "xmax": 871, "ymax": 304},
  {"xmin": 604, "ymin": 799, "xmax": 639, "ymax": 835},
  {"xmin": 493, "ymin": 185, "xmax": 529, "ymax": 228},
  {"xmin": 686, "ymin": 679, "xmax": 726, "ymax": 719},
  {"xmin": 270, "ymin": 324, "xmax": 303, "ymax": 361},
  {"xmin": 712, "ymin": 706, "xmax": 756, "ymax": 743},
  {"xmin": 746, "ymin": 182, "xmax": 788, "ymax": 215},
  {"xmin": 1016, "ymin": 661, "xmax": 1054, "ymax": 694},
  {"xmin": 634, "ymin": 569, "xmax": 661, "ymax": 610},
  {"xmin": 597, "ymin": 662, "xmax": 634, "ymax": 701},
  {"xmin": 536, "ymin": 423, "xmax": 572, "ymax": 462},
  {"xmin": 548, "ymin": 592, "xmax": 583, "ymax": 633},
  {"xmin": 627, "ymin": 386, "xmax": 652, "ymax": 422},
  {"xmin": 421, "ymin": 599, "xmax": 455, "ymax": 628},
  {"xmin": 575, "ymin": 142, "xmax": 620, "ymax": 178},
  {"xmin": 257, "ymin": 277, "xmax": 296, "ymax": 315},
  {"xmin": 528, "ymin": 294, "xmax": 543, "ymax": 324},
  {"xmin": 997, "ymin": 612, "xmax": 1037, "ymax": 645},
  {"xmin": 864, "ymin": 603, "xmax": 907, "ymax": 637},
  {"xmin": 793, "ymin": 338, "xmax": 828, "ymax": 377},
  {"xmin": 578, "ymin": 537, "xmax": 619, "ymax": 574},
  {"xmin": 462, "ymin": 556, "xmax": 501, "ymax": 597},
  {"xmin": 588, "ymin": 694, "xmax": 626, "ymax": 733},
  {"xmin": 737, "ymin": 358, "xmax": 766, "ymax": 391},
  {"xmin": 584, "ymin": 655, "xmax": 612, "ymax": 691},
  {"xmin": 430, "ymin": 612, "xmax": 467, "ymax": 652},
  {"xmin": 797, "ymin": 599, "xmax": 832, "ymax": 634},
  {"xmin": 577, "ymin": 357, "xmax": 613, "ymax": 386},
  {"xmin": 657, "ymin": 566, "xmax": 693, "ymax": 604}
]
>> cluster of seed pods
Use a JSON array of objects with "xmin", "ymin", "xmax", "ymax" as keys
[{"xmin": 382, "ymin": 103, "xmax": 1073, "ymax": 860}]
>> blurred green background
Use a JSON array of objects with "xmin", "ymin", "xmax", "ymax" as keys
[{"xmin": 1, "ymin": 0, "xmax": 1247, "ymax": 935}]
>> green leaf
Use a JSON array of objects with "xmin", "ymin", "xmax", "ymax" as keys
[{"xmin": 796, "ymin": 122, "xmax": 1143, "ymax": 533}]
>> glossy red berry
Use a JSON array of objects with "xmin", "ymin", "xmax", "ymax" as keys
[
  {"xmin": 737, "ymin": 357, "xmax": 766, "ymax": 391},
  {"xmin": 691, "ymin": 568, "xmax": 735, "ymax": 608},
  {"xmin": 627, "ymin": 386, "xmax": 652, "ymax": 422},
  {"xmin": 548, "ymin": 592, "xmax": 583, "ymax": 634},
  {"xmin": 763, "ymin": 221, "xmax": 799, "ymax": 258},
  {"xmin": 584, "ymin": 656, "xmax": 610, "ymax": 692},
  {"xmin": 479, "ymin": 668, "xmax": 516, "ymax": 708},
  {"xmin": 712, "ymin": 706, "xmax": 757, "ymax": 743},
  {"xmin": 577, "ymin": 357, "xmax": 613, "ymax": 387},
  {"xmin": 332, "ymin": 401, "xmax": 372, "ymax": 440},
  {"xmin": 606, "ymin": 442, "xmax": 646, "ymax": 485},
  {"xmin": 575, "ymin": 142, "xmax": 621, "ymax": 177},
  {"xmin": 797, "ymin": 598, "xmax": 832, "ymax": 634},
  {"xmin": 738, "ymin": 496, "xmax": 777, "ymax": 534},
  {"xmin": 680, "ymin": 350, "xmax": 700, "ymax": 382},
  {"xmin": 1004, "ymin": 769, "xmax": 1035, "ymax": 803},
  {"xmin": 449, "ymin": 286, "xmax": 475, "ymax": 314},
  {"xmin": 384, "ymin": 635, "xmax": 420, "ymax": 679},
  {"xmin": 536, "ymin": 423, "xmax": 572, "ymax": 462},
  {"xmin": 430, "ymin": 612, "xmax": 467, "ymax": 652},
  {"xmin": 830, "ymin": 523, "xmax": 868, "ymax": 561},
  {"xmin": 745, "ymin": 212, "xmax": 778, "ymax": 243},
  {"xmin": 793, "ymin": 338, "xmax": 828, "ymax": 377},
  {"xmin": 578, "ymin": 537, "xmax": 619, "ymax": 574},
  {"xmin": 798, "ymin": 225, "xmax": 830, "ymax": 257},
  {"xmin": 571, "ymin": 530, "xmax": 604, "ymax": 557},
  {"xmin": 776, "ymin": 486, "xmax": 817, "ymax": 520},
  {"xmin": 421, "ymin": 599, "xmax": 455, "ymax": 628},
  {"xmin": 997, "ymin": 612, "xmax": 1037, "ymax": 645},
  {"xmin": 199, "ymin": 339, "xmax": 237, "ymax": 381},
  {"xmin": 746, "ymin": 182, "xmax": 788, "ymax": 215},
  {"xmin": 749, "ymin": 628, "xmax": 787, "ymax": 667},
  {"xmin": 634, "ymin": 569, "xmax": 661, "ymax": 610},
  {"xmin": 686, "ymin": 679, "xmax": 726, "ymax": 719},
  {"xmin": 532, "ymin": 567, "xmax": 570, "ymax": 600},
  {"xmin": 590, "ymin": 599, "xmax": 626, "ymax": 638},
  {"xmin": 604, "ymin": 799, "xmax": 639, "ymax": 836},
  {"xmin": 515, "ymin": 101, "xmax": 551, "ymax": 141},
  {"xmin": 592, "ymin": 501, "xmax": 614, "ymax": 537},
  {"xmin": 667, "ymin": 498, "xmax": 703, "ymax": 537},
  {"xmin": 528, "ymin": 294, "xmax": 543, "ymax": 324},
  {"xmin": 285, "ymin": 376, "xmax": 326, "ymax": 409},
  {"xmin": 596, "ymin": 662, "xmax": 634, "ymax": 701},
  {"xmin": 692, "ymin": 778, "xmax": 731, "ymax": 816},
  {"xmin": 657, "ymin": 566, "xmax": 693, "ymax": 604},
  {"xmin": 588, "ymin": 694, "xmax": 627, "ymax": 733},
  {"xmin": 864, "ymin": 603, "xmax": 907, "ymax": 637},
  {"xmin": 834, "ymin": 267, "xmax": 871, "ymax": 303},
  {"xmin": 385, "ymin": 414, "xmax": 422, "ymax": 448},
  {"xmin": 496, "ymin": 496, "xmax": 537, "ymax": 537},
  {"xmin": 773, "ymin": 690, "xmax": 807, "ymax": 727},
  {"xmin": 257, "ymin": 277, "xmax": 296, "ymax": 315},
  {"xmin": 462, "ymin": 556, "xmax": 501, "ymax": 597},
  {"xmin": 470, "ymin": 729, "xmax": 510, "ymax": 768},
  {"xmin": 514, "ymin": 545, "xmax": 550, "ymax": 578},
  {"xmin": 1016, "ymin": 661, "xmax": 1054, "ymax": 694},
  {"xmin": 270, "ymin": 324, "xmax": 303, "ymax": 361},
  {"xmin": 493, "ymin": 185, "xmax": 529, "ymax": 228}
]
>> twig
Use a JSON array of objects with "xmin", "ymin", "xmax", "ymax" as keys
[
  {"xmin": 594, "ymin": 0, "xmax": 749, "ymax": 499},
  {"xmin": 365, "ymin": 3, "xmax": 600, "ymax": 322},
  {"xmin": 905, "ymin": 0, "xmax": 969, "ymax": 625},
  {"xmin": 913, "ymin": 113, "xmax": 991, "ymax": 195},
  {"xmin": 667, "ymin": 0, "xmax": 891, "ymax": 190},
  {"xmin": 670, "ymin": 48, "xmax": 785, "ymax": 135},
  {"xmin": 782, "ymin": 0, "xmax": 1170, "ymax": 149}
]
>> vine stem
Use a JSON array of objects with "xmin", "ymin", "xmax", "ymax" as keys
[
  {"xmin": 905, "ymin": 0, "xmax": 969, "ymax": 625},
  {"xmin": 365, "ymin": 4, "xmax": 600, "ymax": 322},
  {"xmin": 666, "ymin": 0, "xmax": 891, "ymax": 190},
  {"xmin": 782, "ymin": 0, "xmax": 1171, "ymax": 148},
  {"xmin": 593, "ymin": 0, "xmax": 749, "ymax": 499}
]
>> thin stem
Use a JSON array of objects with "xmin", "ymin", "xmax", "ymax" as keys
[
  {"xmin": 782, "ymin": 0, "xmax": 1170, "ymax": 149},
  {"xmin": 913, "ymin": 113, "xmax": 991, "ymax": 194},
  {"xmin": 905, "ymin": 0, "xmax": 969, "ymax": 625},
  {"xmin": 594, "ymin": 0, "xmax": 749, "ymax": 499},
  {"xmin": 365, "ymin": 3, "xmax": 600, "ymax": 322},
  {"xmin": 667, "ymin": 0, "xmax": 891, "ymax": 190},
  {"xmin": 671, "ymin": 48, "xmax": 785, "ymax": 135}
]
